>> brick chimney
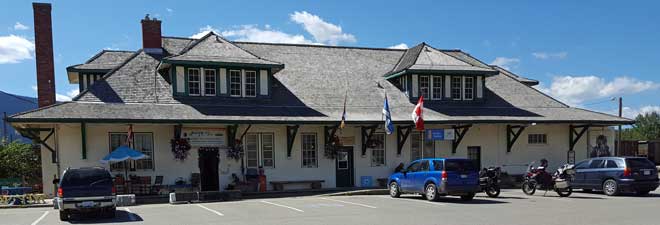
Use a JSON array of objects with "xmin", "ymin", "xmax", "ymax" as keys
[
  {"xmin": 33, "ymin": 2, "xmax": 56, "ymax": 107},
  {"xmin": 141, "ymin": 14, "xmax": 162, "ymax": 54}
]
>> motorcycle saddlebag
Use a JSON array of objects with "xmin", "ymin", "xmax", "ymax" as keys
[{"xmin": 555, "ymin": 179, "xmax": 570, "ymax": 189}]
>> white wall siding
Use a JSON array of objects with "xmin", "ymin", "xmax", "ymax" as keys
[
  {"xmin": 176, "ymin": 66, "xmax": 185, "ymax": 93},
  {"xmin": 259, "ymin": 70, "xmax": 268, "ymax": 95},
  {"xmin": 411, "ymin": 74, "xmax": 418, "ymax": 98},
  {"xmin": 476, "ymin": 76, "xmax": 483, "ymax": 98},
  {"xmin": 219, "ymin": 68, "xmax": 227, "ymax": 94}
]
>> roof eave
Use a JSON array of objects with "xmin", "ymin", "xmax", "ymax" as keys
[{"xmin": 162, "ymin": 59, "xmax": 285, "ymax": 69}]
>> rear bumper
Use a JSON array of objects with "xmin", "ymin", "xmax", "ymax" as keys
[
  {"xmin": 618, "ymin": 179, "xmax": 660, "ymax": 192},
  {"xmin": 439, "ymin": 181, "xmax": 480, "ymax": 195},
  {"xmin": 57, "ymin": 196, "xmax": 116, "ymax": 211}
]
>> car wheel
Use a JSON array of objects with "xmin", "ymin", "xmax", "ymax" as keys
[
  {"xmin": 425, "ymin": 183, "xmax": 440, "ymax": 201},
  {"xmin": 389, "ymin": 182, "xmax": 401, "ymax": 198},
  {"xmin": 59, "ymin": 210, "xmax": 69, "ymax": 221},
  {"xmin": 602, "ymin": 179, "xmax": 619, "ymax": 196},
  {"xmin": 460, "ymin": 193, "xmax": 475, "ymax": 201}
]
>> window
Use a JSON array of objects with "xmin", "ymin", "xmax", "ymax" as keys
[
  {"xmin": 203, "ymin": 69, "xmax": 216, "ymax": 96},
  {"xmin": 133, "ymin": 133, "xmax": 154, "ymax": 170},
  {"xmin": 188, "ymin": 68, "xmax": 201, "ymax": 96},
  {"xmin": 370, "ymin": 133, "xmax": 386, "ymax": 167},
  {"xmin": 575, "ymin": 160, "xmax": 589, "ymax": 169},
  {"xmin": 528, "ymin": 134, "xmax": 548, "ymax": 145},
  {"xmin": 229, "ymin": 70, "xmax": 242, "ymax": 97},
  {"xmin": 606, "ymin": 160, "xmax": 619, "ymax": 168},
  {"xmin": 464, "ymin": 77, "xmax": 474, "ymax": 100},
  {"xmin": 433, "ymin": 160, "xmax": 444, "ymax": 171},
  {"xmin": 406, "ymin": 161, "xmax": 421, "ymax": 172},
  {"xmin": 411, "ymin": 132, "xmax": 434, "ymax": 160},
  {"xmin": 301, "ymin": 133, "xmax": 318, "ymax": 168},
  {"xmin": 109, "ymin": 133, "xmax": 128, "ymax": 171},
  {"xmin": 420, "ymin": 160, "xmax": 430, "ymax": 171},
  {"xmin": 399, "ymin": 76, "xmax": 408, "ymax": 95},
  {"xmin": 431, "ymin": 76, "xmax": 442, "ymax": 99},
  {"xmin": 419, "ymin": 75, "xmax": 430, "ymax": 99},
  {"xmin": 451, "ymin": 76, "xmax": 462, "ymax": 100},
  {"xmin": 244, "ymin": 70, "xmax": 257, "ymax": 97},
  {"xmin": 109, "ymin": 133, "xmax": 154, "ymax": 171},
  {"xmin": 244, "ymin": 133, "xmax": 275, "ymax": 168},
  {"xmin": 589, "ymin": 160, "xmax": 605, "ymax": 169}
]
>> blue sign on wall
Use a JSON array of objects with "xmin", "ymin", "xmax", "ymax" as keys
[
  {"xmin": 425, "ymin": 129, "xmax": 455, "ymax": 140},
  {"xmin": 360, "ymin": 176, "xmax": 373, "ymax": 187}
]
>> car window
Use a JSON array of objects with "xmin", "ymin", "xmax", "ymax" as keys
[
  {"xmin": 606, "ymin": 160, "xmax": 619, "ymax": 168},
  {"xmin": 406, "ymin": 161, "xmax": 421, "ymax": 172},
  {"xmin": 433, "ymin": 160, "xmax": 444, "ymax": 171},
  {"xmin": 61, "ymin": 168, "xmax": 112, "ymax": 186},
  {"xmin": 445, "ymin": 160, "xmax": 477, "ymax": 172},
  {"xmin": 420, "ymin": 160, "xmax": 430, "ymax": 171},
  {"xmin": 575, "ymin": 160, "xmax": 589, "ymax": 169},
  {"xmin": 625, "ymin": 158, "xmax": 655, "ymax": 169},
  {"xmin": 589, "ymin": 160, "xmax": 604, "ymax": 169}
]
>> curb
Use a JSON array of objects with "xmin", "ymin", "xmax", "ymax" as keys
[
  {"xmin": 318, "ymin": 189, "xmax": 389, "ymax": 196},
  {"xmin": 0, "ymin": 204, "xmax": 53, "ymax": 209}
]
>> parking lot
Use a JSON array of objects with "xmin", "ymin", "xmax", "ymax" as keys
[{"xmin": 2, "ymin": 189, "xmax": 659, "ymax": 225}]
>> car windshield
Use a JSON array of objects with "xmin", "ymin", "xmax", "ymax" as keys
[
  {"xmin": 625, "ymin": 158, "xmax": 655, "ymax": 169},
  {"xmin": 61, "ymin": 169, "xmax": 112, "ymax": 186},
  {"xmin": 445, "ymin": 160, "xmax": 477, "ymax": 172}
]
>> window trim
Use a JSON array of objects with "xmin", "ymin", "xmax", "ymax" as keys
[
  {"xmin": 528, "ymin": 133, "xmax": 548, "ymax": 145},
  {"xmin": 463, "ymin": 76, "xmax": 474, "ymax": 100},
  {"xmin": 301, "ymin": 133, "xmax": 318, "ymax": 168},
  {"xmin": 431, "ymin": 75, "xmax": 443, "ymax": 100},
  {"xmin": 203, "ymin": 68, "xmax": 217, "ymax": 96},
  {"xmin": 244, "ymin": 70, "xmax": 257, "ymax": 98},
  {"xmin": 187, "ymin": 68, "xmax": 201, "ymax": 96},
  {"xmin": 410, "ymin": 131, "xmax": 434, "ymax": 160},
  {"xmin": 229, "ymin": 69, "xmax": 242, "ymax": 97},
  {"xmin": 244, "ymin": 133, "xmax": 276, "ymax": 169},
  {"xmin": 108, "ymin": 132, "xmax": 155, "ymax": 171},
  {"xmin": 451, "ymin": 76, "xmax": 462, "ymax": 100},
  {"xmin": 419, "ymin": 75, "xmax": 430, "ymax": 99}
]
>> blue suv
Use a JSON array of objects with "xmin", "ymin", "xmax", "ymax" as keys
[
  {"xmin": 572, "ymin": 157, "xmax": 659, "ymax": 196},
  {"xmin": 388, "ymin": 158, "xmax": 480, "ymax": 201}
]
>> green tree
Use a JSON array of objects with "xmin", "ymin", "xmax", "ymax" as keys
[
  {"xmin": 0, "ymin": 141, "xmax": 41, "ymax": 185},
  {"xmin": 622, "ymin": 112, "xmax": 660, "ymax": 141}
]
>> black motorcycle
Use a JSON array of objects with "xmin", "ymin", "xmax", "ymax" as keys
[
  {"xmin": 522, "ymin": 162, "xmax": 575, "ymax": 197},
  {"xmin": 479, "ymin": 166, "xmax": 501, "ymax": 198}
]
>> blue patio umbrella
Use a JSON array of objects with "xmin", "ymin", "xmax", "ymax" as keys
[{"xmin": 100, "ymin": 146, "xmax": 148, "ymax": 181}]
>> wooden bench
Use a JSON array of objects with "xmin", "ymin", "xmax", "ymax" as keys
[{"xmin": 270, "ymin": 180, "xmax": 325, "ymax": 191}]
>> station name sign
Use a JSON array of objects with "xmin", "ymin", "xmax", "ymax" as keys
[
  {"xmin": 425, "ymin": 129, "xmax": 455, "ymax": 141},
  {"xmin": 181, "ymin": 127, "xmax": 226, "ymax": 147}
]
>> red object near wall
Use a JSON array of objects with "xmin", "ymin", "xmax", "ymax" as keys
[{"xmin": 258, "ymin": 175, "xmax": 267, "ymax": 192}]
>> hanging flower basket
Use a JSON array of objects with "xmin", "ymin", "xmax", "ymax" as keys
[
  {"xmin": 324, "ymin": 135, "xmax": 342, "ymax": 159},
  {"xmin": 170, "ymin": 138, "xmax": 191, "ymax": 161}
]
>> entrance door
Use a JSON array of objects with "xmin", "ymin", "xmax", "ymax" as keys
[
  {"xmin": 467, "ymin": 146, "xmax": 481, "ymax": 169},
  {"xmin": 335, "ymin": 147, "xmax": 354, "ymax": 187},
  {"xmin": 198, "ymin": 148, "xmax": 220, "ymax": 191}
]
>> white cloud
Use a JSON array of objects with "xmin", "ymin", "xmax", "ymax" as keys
[
  {"xmin": 532, "ymin": 51, "xmax": 567, "ymax": 60},
  {"xmin": 13, "ymin": 22, "xmax": 29, "ymax": 30},
  {"xmin": 608, "ymin": 105, "xmax": 660, "ymax": 119},
  {"xmin": 0, "ymin": 35, "xmax": 34, "ymax": 64},
  {"xmin": 535, "ymin": 76, "xmax": 659, "ymax": 106},
  {"xmin": 388, "ymin": 43, "xmax": 408, "ymax": 49},
  {"xmin": 221, "ymin": 25, "xmax": 315, "ymax": 44},
  {"xmin": 166, "ymin": 8, "xmax": 173, "ymax": 13},
  {"xmin": 190, "ymin": 25, "xmax": 219, "ymax": 39},
  {"xmin": 31, "ymin": 85, "xmax": 80, "ymax": 102},
  {"xmin": 290, "ymin": 11, "xmax": 356, "ymax": 45},
  {"xmin": 490, "ymin": 57, "xmax": 520, "ymax": 70}
]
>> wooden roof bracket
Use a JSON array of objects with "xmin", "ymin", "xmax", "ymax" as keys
[
  {"xmin": 453, "ymin": 124, "xmax": 472, "ymax": 154},
  {"xmin": 396, "ymin": 125, "xmax": 413, "ymax": 155},
  {"xmin": 361, "ymin": 125, "xmax": 378, "ymax": 156},
  {"xmin": 568, "ymin": 124, "xmax": 590, "ymax": 164},
  {"xmin": 17, "ymin": 127, "xmax": 56, "ymax": 163},
  {"xmin": 286, "ymin": 125, "xmax": 300, "ymax": 157},
  {"xmin": 506, "ymin": 125, "xmax": 525, "ymax": 153}
]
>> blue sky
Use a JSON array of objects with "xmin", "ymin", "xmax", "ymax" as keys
[{"xmin": 1, "ymin": 0, "xmax": 658, "ymax": 118}]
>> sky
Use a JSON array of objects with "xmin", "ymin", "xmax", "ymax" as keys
[{"xmin": 0, "ymin": 0, "xmax": 658, "ymax": 118}]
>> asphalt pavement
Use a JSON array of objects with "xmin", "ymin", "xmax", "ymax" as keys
[{"xmin": 1, "ymin": 189, "xmax": 659, "ymax": 225}]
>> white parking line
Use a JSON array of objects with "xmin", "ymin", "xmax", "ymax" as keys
[
  {"xmin": 320, "ymin": 197, "xmax": 378, "ymax": 209},
  {"xmin": 124, "ymin": 207, "xmax": 137, "ymax": 221},
  {"xmin": 196, "ymin": 204, "xmax": 224, "ymax": 216},
  {"xmin": 375, "ymin": 195, "xmax": 446, "ymax": 206},
  {"xmin": 260, "ymin": 200, "xmax": 305, "ymax": 212},
  {"xmin": 30, "ymin": 211, "xmax": 49, "ymax": 225}
]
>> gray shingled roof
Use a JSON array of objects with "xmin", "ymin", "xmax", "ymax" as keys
[
  {"xmin": 164, "ymin": 32, "xmax": 282, "ymax": 67},
  {"xmin": 68, "ymin": 50, "xmax": 135, "ymax": 71},
  {"xmin": 385, "ymin": 43, "xmax": 496, "ymax": 78},
  {"xmin": 492, "ymin": 65, "xmax": 539, "ymax": 86},
  {"xmin": 8, "ymin": 38, "xmax": 632, "ymax": 125}
]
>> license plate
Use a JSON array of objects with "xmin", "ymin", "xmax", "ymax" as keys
[
  {"xmin": 644, "ymin": 170, "xmax": 651, "ymax": 175},
  {"xmin": 460, "ymin": 174, "xmax": 468, "ymax": 178},
  {"xmin": 81, "ymin": 201, "xmax": 95, "ymax": 208}
]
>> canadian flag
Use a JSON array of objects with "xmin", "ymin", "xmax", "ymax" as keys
[{"xmin": 412, "ymin": 96, "xmax": 424, "ymax": 130}]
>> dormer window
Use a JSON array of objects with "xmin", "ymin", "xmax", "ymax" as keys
[
  {"xmin": 188, "ymin": 68, "xmax": 201, "ymax": 96},
  {"xmin": 451, "ymin": 76, "xmax": 462, "ymax": 100},
  {"xmin": 229, "ymin": 70, "xmax": 242, "ymax": 97},
  {"xmin": 244, "ymin": 70, "xmax": 257, "ymax": 97},
  {"xmin": 463, "ymin": 76, "xmax": 474, "ymax": 100},
  {"xmin": 203, "ymin": 69, "xmax": 216, "ymax": 96},
  {"xmin": 431, "ymin": 76, "xmax": 442, "ymax": 99},
  {"xmin": 419, "ymin": 75, "xmax": 430, "ymax": 99}
]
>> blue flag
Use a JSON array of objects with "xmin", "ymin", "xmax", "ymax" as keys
[{"xmin": 383, "ymin": 94, "xmax": 394, "ymax": 134}]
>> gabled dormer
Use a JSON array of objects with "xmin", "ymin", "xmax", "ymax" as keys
[
  {"xmin": 162, "ymin": 32, "xmax": 284, "ymax": 98},
  {"xmin": 66, "ymin": 50, "xmax": 136, "ymax": 93},
  {"xmin": 385, "ymin": 43, "xmax": 497, "ymax": 102}
]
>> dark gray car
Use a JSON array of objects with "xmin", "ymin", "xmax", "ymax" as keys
[{"xmin": 572, "ymin": 157, "xmax": 659, "ymax": 196}]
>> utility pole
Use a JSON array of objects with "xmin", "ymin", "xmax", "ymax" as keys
[
  {"xmin": 2, "ymin": 111, "xmax": 7, "ymax": 145},
  {"xmin": 617, "ymin": 97, "xmax": 622, "ymax": 156}
]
